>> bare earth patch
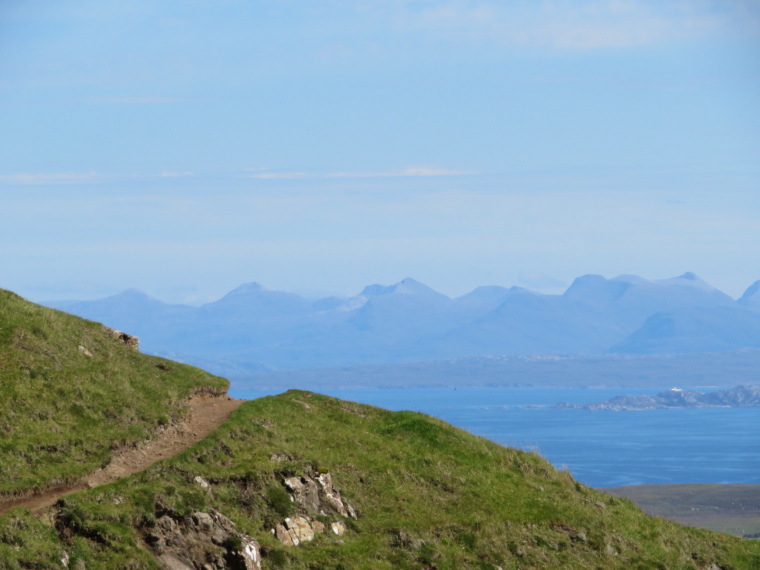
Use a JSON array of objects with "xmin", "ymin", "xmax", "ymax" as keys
[{"xmin": 0, "ymin": 394, "xmax": 243, "ymax": 515}]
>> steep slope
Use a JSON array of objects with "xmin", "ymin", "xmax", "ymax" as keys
[
  {"xmin": 611, "ymin": 307, "xmax": 760, "ymax": 354},
  {"xmin": 452, "ymin": 285, "xmax": 520, "ymax": 314},
  {"xmin": 739, "ymin": 280, "xmax": 760, "ymax": 311},
  {"xmin": 223, "ymin": 278, "xmax": 464, "ymax": 369},
  {"xmin": 2, "ymin": 391, "xmax": 758, "ymax": 569},
  {"xmin": 562, "ymin": 272, "xmax": 738, "ymax": 331},
  {"xmin": 50, "ymin": 288, "xmax": 197, "ymax": 350},
  {"xmin": 0, "ymin": 288, "xmax": 228, "ymax": 496},
  {"xmin": 431, "ymin": 289, "xmax": 624, "ymax": 357}
]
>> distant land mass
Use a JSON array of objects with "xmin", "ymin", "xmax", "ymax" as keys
[
  {"xmin": 602, "ymin": 484, "xmax": 760, "ymax": 538},
  {"xmin": 555, "ymin": 385, "xmax": 760, "ymax": 411},
  {"xmin": 228, "ymin": 351, "xmax": 760, "ymax": 390},
  {"xmin": 49, "ymin": 272, "xmax": 760, "ymax": 377},
  {"xmin": 6, "ymin": 287, "xmax": 759, "ymax": 568}
]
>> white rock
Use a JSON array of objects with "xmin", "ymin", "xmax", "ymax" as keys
[{"xmin": 331, "ymin": 521, "xmax": 346, "ymax": 536}]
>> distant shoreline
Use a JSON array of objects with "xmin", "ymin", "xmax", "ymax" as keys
[
  {"xmin": 601, "ymin": 484, "xmax": 760, "ymax": 538},
  {"xmin": 554, "ymin": 385, "xmax": 760, "ymax": 411}
]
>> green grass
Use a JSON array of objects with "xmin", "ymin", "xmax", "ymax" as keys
[
  {"xmin": 0, "ymin": 288, "xmax": 228, "ymax": 494},
  {"xmin": 4, "ymin": 390, "xmax": 758, "ymax": 569},
  {"xmin": 1, "ymin": 287, "xmax": 758, "ymax": 568}
]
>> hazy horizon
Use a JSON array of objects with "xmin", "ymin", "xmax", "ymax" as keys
[
  {"xmin": 2, "ymin": 1, "xmax": 759, "ymax": 303},
  {"xmin": 35, "ymin": 271, "xmax": 760, "ymax": 306}
]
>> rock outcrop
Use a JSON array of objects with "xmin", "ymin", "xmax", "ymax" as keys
[
  {"xmin": 555, "ymin": 385, "xmax": 760, "ymax": 411},
  {"xmin": 273, "ymin": 471, "xmax": 357, "ymax": 546},
  {"xmin": 142, "ymin": 509, "xmax": 261, "ymax": 570},
  {"xmin": 273, "ymin": 516, "xmax": 318, "ymax": 546},
  {"xmin": 104, "ymin": 326, "xmax": 140, "ymax": 351}
]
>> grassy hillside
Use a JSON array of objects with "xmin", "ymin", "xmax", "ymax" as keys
[
  {"xmin": 604, "ymin": 484, "xmax": 760, "ymax": 538},
  {"xmin": 2, "ymin": 390, "xmax": 758, "ymax": 569},
  {"xmin": 0, "ymin": 288, "xmax": 228, "ymax": 494}
]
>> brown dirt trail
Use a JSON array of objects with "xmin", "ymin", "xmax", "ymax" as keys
[{"xmin": 0, "ymin": 395, "xmax": 243, "ymax": 515}]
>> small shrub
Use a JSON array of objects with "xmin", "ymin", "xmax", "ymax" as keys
[
  {"xmin": 222, "ymin": 535, "xmax": 242, "ymax": 551},
  {"xmin": 417, "ymin": 542, "xmax": 436, "ymax": 564},
  {"xmin": 456, "ymin": 530, "xmax": 477, "ymax": 550},
  {"xmin": 266, "ymin": 487, "xmax": 293, "ymax": 518},
  {"xmin": 266, "ymin": 548, "xmax": 288, "ymax": 568}
]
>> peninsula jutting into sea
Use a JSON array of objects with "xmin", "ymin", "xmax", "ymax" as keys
[{"xmin": 554, "ymin": 385, "xmax": 760, "ymax": 411}]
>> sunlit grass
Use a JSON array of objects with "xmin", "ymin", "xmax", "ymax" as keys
[
  {"xmin": 0, "ymin": 288, "xmax": 228, "ymax": 494},
  {"xmin": 8, "ymin": 390, "xmax": 757, "ymax": 569}
]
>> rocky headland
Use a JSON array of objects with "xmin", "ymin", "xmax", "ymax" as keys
[{"xmin": 555, "ymin": 385, "xmax": 760, "ymax": 411}]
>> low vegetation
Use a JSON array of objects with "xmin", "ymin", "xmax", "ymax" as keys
[
  {"xmin": 1, "ymin": 288, "xmax": 759, "ymax": 568},
  {"xmin": 2, "ymin": 391, "xmax": 759, "ymax": 568},
  {"xmin": 0, "ymin": 289, "xmax": 228, "ymax": 495}
]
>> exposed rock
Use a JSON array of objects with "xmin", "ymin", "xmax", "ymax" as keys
[
  {"xmin": 284, "ymin": 475, "xmax": 320, "ymax": 513},
  {"xmin": 159, "ymin": 554, "xmax": 193, "ymax": 570},
  {"xmin": 269, "ymin": 453, "xmax": 293, "ymax": 462},
  {"xmin": 145, "ymin": 509, "xmax": 261, "ymax": 570},
  {"xmin": 317, "ymin": 472, "xmax": 357, "ymax": 519},
  {"xmin": 273, "ymin": 471, "xmax": 357, "ymax": 546},
  {"xmin": 331, "ymin": 521, "xmax": 346, "ymax": 536},
  {"xmin": 191, "ymin": 512, "xmax": 215, "ymax": 532},
  {"xmin": 227, "ymin": 536, "xmax": 262, "ymax": 570},
  {"xmin": 104, "ymin": 326, "xmax": 139, "ymax": 351},
  {"xmin": 274, "ymin": 516, "xmax": 315, "ymax": 546},
  {"xmin": 78, "ymin": 346, "xmax": 93, "ymax": 358},
  {"xmin": 274, "ymin": 523, "xmax": 296, "ymax": 546},
  {"xmin": 289, "ymin": 516, "xmax": 315, "ymax": 543},
  {"xmin": 193, "ymin": 476, "xmax": 210, "ymax": 489}
]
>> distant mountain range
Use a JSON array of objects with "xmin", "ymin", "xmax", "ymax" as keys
[{"xmin": 49, "ymin": 273, "xmax": 760, "ymax": 373}]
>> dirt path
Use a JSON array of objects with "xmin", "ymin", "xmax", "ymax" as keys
[{"xmin": 0, "ymin": 394, "xmax": 243, "ymax": 516}]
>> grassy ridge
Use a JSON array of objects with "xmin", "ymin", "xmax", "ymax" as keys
[
  {"xmin": 3, "ymin": 391, "xmax": 758, "ymax": 569},
  {"xmin": 0, "ymin": 289, "xmax": 228, "ymax": 494}
]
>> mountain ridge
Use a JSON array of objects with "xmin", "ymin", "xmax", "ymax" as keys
[{"xmin": 47, "ymin": 273, "xmax": 760, "ymax": 372}]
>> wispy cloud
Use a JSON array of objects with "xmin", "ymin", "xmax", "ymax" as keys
[
  {"xmin": 247, "ymin": 171, "xmax": 311, "ymax": 180},
  {"xmin": 159, "ymin": 171, "xmax": 195, "ymax": 178},
  {"xmin": 0, "ymin": 172, "xmax": 100, "ymax": 185},
  {"xmin": 328, "ymin": 166, "xmax": 471, "ymax": 178},
  {"xmin": 352, "ymin": 0, "xmax": 760, "ymax": 50},
  {"xmin": 81, "ymin": 96, "xmax": 184, "ymax": 104},
  {"xmin": 247, "ymin": 166, "xmax": 471, "ymax": 180}
]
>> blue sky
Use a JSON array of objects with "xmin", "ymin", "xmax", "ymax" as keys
[{"xmin": 1, "ymin": 0, "xmax": 759, "ymax": 303}]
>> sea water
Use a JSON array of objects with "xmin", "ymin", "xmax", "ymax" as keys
[{"xmin": 228, "ymin": 387, "xmax": 760, "ymax": 488}]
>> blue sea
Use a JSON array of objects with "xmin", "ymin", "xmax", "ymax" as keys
[{"xmin": 228, "ymin": 387, "xmax": 760, "ymax": 489}]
